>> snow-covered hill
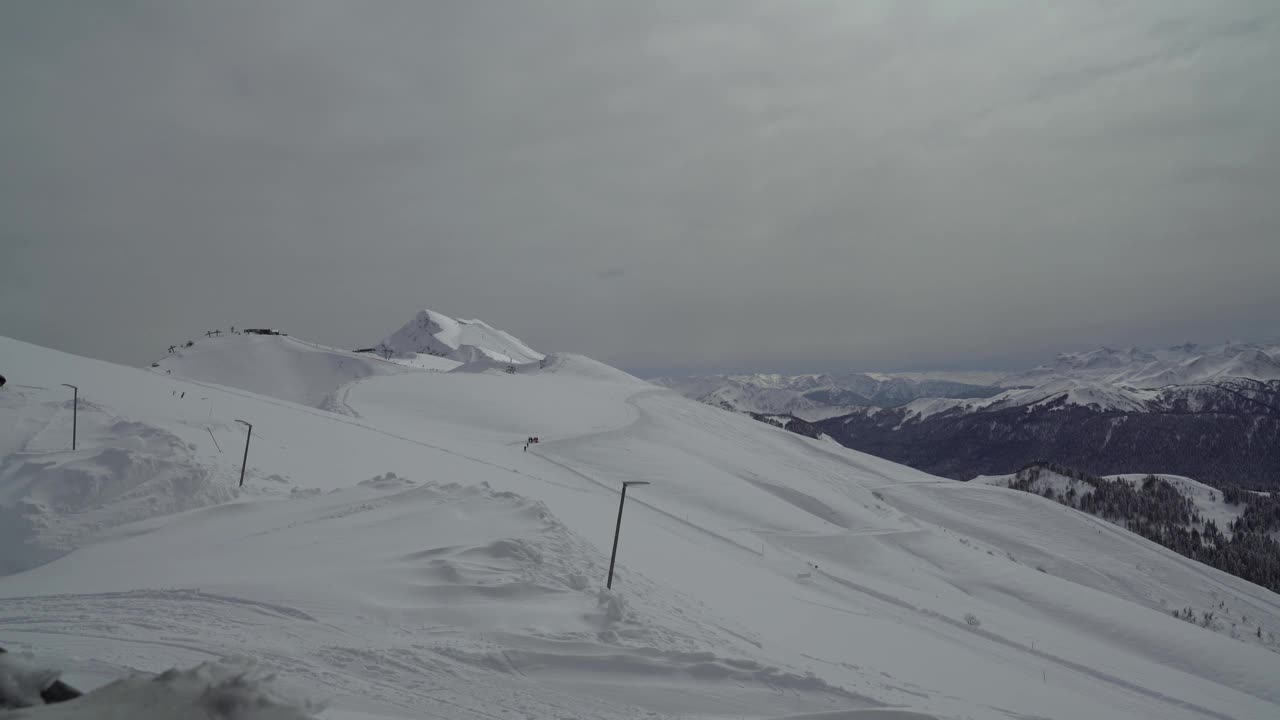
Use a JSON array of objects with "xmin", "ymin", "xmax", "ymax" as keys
[
  {"xmin": 150, "ymin": 333, "xmax": 423, "ymax": 414},
  {"xmin": 373, "ymin": 309, "xmax": 544, "ymax": 366},
  {"xmin": 3, "ymin": 334, "xmax": 1280, "ymax": 720}
]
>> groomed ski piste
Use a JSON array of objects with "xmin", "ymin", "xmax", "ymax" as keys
[{"xmin": 2, "ymin": 324, "xmax": 1280, "ymax": 719}]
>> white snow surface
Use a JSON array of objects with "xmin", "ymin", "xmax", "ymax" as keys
[
  {"xmin": 2, "ymin": 656, "xmax": 317, "ymax": 719},
  {"xmin": 150, "ymin": 334, "xmax": 418, "ymax": 414},
  {"xmin": 3, "ymin": 334, "xmax": 1280, "ymax": 720},
  {"xmin": 375, "ymin": 309, "xmax": 544, "ymax": 366}
]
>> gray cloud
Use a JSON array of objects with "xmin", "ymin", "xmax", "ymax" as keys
[{"xmin": 2, "ymin": 0, "xmax": 1277, "ymax": 376}]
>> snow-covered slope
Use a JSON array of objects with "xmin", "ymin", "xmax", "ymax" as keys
[
  {"xmin": 374, "ymin": 309, "xmax": 544, "ymax": 366},
  {"xmin": 150, "ymin": 333, "xmax": 421, "ymax": 414},
  {"xmin": 3, "ymin": 334, "xmax": 1280, "ymax": 720},
  {"xmin": 450, "ymin": 351, "xmax": 647, "ymax": 386}
]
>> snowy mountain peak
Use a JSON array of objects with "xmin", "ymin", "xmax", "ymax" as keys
[{"xmin": 375, "ymin": 309, "xmax": 544, "ymax": 365}]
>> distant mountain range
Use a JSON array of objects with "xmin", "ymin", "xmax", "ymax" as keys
[
  {"xmin": 1003, "ymin": 343, "xmax": 1280, "ymax": 388},
  {"xmin": 653, "ymin": 372, "xmax": 1003, "ymax": 416},
  {"xmin": 659, "ymin": 341, "xmax": 1280, "ymax": 489}
]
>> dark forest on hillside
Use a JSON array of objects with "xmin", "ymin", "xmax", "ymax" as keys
[{"xmin": 1007, "ymin": 462, "xmax": 1280, "ymax": 594}]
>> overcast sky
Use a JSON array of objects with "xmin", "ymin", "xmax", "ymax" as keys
[{"xmin": 2, "ymin": 1, "xmax": 1277, "ymax": 376}]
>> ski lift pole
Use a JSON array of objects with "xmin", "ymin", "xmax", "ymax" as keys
[
  {"xmin": 606, "ymin": 481, "xmax": 650, "ymax": 589},
  {"xmin": 61, "ymin": 384, "xmax": 78, "ymax": 450},
  {"xmin": 235, "ymin": 419, "xmax": 253, "ymax": 487}
]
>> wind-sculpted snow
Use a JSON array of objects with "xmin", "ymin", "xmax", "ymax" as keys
[
  {"xmin": 0, "ymin": 651, "xmax": 60, "ymax": 708},
  {"xmin": 2, "ymin": 656, "xmax": 318, "ymax": 720},
  {"xmin": 0, "ymin": 389, "xmax": 235, "ymax": 574}
]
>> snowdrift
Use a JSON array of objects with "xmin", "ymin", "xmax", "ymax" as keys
[
  {"xmin": 0, "ymin": 384, "xmax": 234, "ymax": 574},
  {"xmin": 0, "ymin": 652, "xmax": 317, "ymax": 719}
]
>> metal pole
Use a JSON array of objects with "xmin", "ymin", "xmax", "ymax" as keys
[
  {"xmin": 235, "ymin": 419, "xmax": 253, "ymax": 487},
  {"xmin": 606, "ymin": 481, "xmax": 649, "ymax": 589},
  {"xmin": 61, "ymin": 384, "xmax": 78, "ymax": 450}
]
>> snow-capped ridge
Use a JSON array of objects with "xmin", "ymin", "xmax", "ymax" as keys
[
  {"xmin": 676, "ymin": 338, "xmax": 1280, "ymax": 423},
  {"xmin": 374, "ymin": 309, "xmax": 543, "ymax": 366}
]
